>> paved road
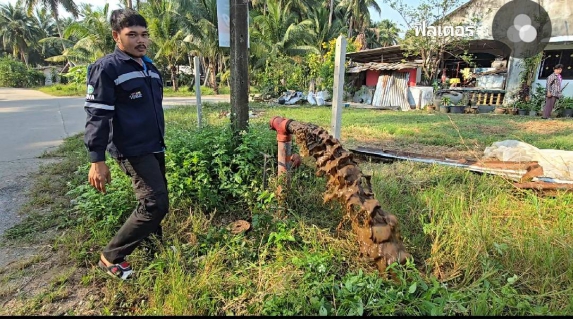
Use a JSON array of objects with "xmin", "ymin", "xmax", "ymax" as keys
[{"xmin": 0, "ymin": 88, "xmax": 229, "ymax": 238}]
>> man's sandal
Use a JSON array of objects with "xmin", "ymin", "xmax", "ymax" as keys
[{"xmin": 98, "ymin": 258, "xmax": 133, "ymax": 280}]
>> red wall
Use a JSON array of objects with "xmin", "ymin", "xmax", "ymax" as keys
[
  {"xmin": 366, "ymin": 68, "xmax": 417, "ymax": 87},
  {"xmin": 365, "ymin": 70, "xmax": 379, "ymax": 87},
  {"xmin": 397, "ymin": 69, "xmax": 417, "ymax": 86}
]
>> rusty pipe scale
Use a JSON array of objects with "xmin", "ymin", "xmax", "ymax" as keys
[{"xmin": 271, "ymin": 116, "xmax": 411, "ymax": 274}]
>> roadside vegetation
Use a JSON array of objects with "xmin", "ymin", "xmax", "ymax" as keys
[
  {"xmin": 2, "ymin": 103, "xmax": 573, "ymax": 315},
  {"xmin": 36, "ymin": 83, "xmax": 235, "ymax": 97}
]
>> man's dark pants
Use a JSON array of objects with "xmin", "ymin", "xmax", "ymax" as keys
[
  {"xmin": 102, "ymin": 152, "xmax": 169, "ymax": 264},
  {"xmin": 543, "ymin": 96, "xmax": 557, "ymax": 118}
]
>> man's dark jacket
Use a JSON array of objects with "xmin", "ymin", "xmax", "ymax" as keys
[{"xmin": 84, "ymin": 46, "xmax": 165, "ymax": 163}]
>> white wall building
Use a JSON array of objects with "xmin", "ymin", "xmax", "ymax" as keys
[{"xmin": 448, "ymin": 0, "xmax": 573, "ymax": 104}]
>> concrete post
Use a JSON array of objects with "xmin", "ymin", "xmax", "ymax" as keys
[
  {"xmin": 194, "ymin": 56, "xmax": 202, "ymax": 128},
  {"xmin": 331, "ymin": 35, "xmax": 346, "ymax": 140},
  {"xmin": 230, "ymin": 0, "xmax": 249, "ymax": 134}
]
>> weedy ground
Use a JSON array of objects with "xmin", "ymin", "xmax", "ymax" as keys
[{"xmin": 1, "ymin": 103, "xmax": 572, "ymax": 315}]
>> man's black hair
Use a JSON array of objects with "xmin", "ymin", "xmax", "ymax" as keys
[
  {"xmin": 110, "ymin": 8, "xmax": 147, "ymax": 32},
  {"xmin": 554, "ymin": 64, "xmax": 564, "ymax": 70}
]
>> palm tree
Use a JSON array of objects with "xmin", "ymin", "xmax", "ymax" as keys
[
  {"xmin": 144, "ymin": 0, "xmax": 191, "ymax": 91},
  {"xmin": 43, "ymin": 3, "xmax": 114, "ymax": 64},
  {"xmin": 250, "ymin": 0, "xmax": 318, "ymax": 69},
  {"xmin": 305, "ymin": 6, "xmax": 346, "ymax": 54},
  {"xmin": 180, "ymin": 0, "xmax": 226, "ymax": 93},
  {"xmin": 0, "ymin": 2, "xmax": 42, "ymax": 66},
  {"xmin": 27, "ymin": 6, "xmax": 60, "ymax": 65},
  {"xmin": 24, "ymin": 0, "xmax": 79, "ymax": 57},
  {"xmin": 338, "ymin": 0, "xmax": 381, "ymax": 38},
  {"xmin": 365, "ymin": 19, "xmax": 400, "ymax": 49}
]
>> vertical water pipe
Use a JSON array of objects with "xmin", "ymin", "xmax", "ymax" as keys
[{"xmin": 269, "ymin": 116, "xmax": 293, "ymax": 175}]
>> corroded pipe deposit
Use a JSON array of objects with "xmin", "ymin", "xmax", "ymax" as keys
[{"xmin": 270, "ymin": 116, "xmax": 411, "ymax": 274}]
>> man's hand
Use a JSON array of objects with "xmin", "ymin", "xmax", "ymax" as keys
[
  {"xmin": 88, "ymin": 161, "xmax": 111, "ymax": 193},
  {"xmin": 547, "ymin": 92, "xmax": 552, "ymax": 98}
]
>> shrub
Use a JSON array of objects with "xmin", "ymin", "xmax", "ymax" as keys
[
  {"xmin": 0, "ymin": 57, "xmax": 44, "ymax": 88},
  {"xmin": 63, "ymin": 65, "xmax": 88, "ymax": 85},
  {"xmin": 164, "ymin": 121, "xmax": 277, "ymax": 212}
]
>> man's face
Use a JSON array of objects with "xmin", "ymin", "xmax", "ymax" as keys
[
  {"xmin": 113, "ymin": 26, "xmax": 149, "ymax": 58},
  {"xmin": 555, "ymin": 68, "xmax": 563, "ymax": 74}
]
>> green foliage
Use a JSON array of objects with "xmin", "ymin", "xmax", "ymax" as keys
[
  {"xmin": 307, "ymin": 38, "xmax": 358, "ymax": 94},
  {"xmin": 520, "ymin": 53, "xmax": 543, "ymax": 86},
  {"xmin": 513, "ymin": 100, "xmax": 531, "ymax": 111},
  {"xmin": 164, "ymin": 122, "xmax": 277, "ymax": 212},
  {"xmin": 0, "ymin": 56, "xmax": 44, "ymax": 87},
  {"xmin": 529, "ymin": 83, "xmax": 546, "ymax": 111},
  {"xmin": 7, "ymin": 104, "xmax": 573, "ymax": 315},
  {"xmin": 560, "ymin": 97, "xmax": 573, "ymax": 109},
  {"xmin": 37, "ymin": 83, "xmax": 84, "ymax": 96},
  {"xmin": 254, "ymin": 54, "xmax": 310, "ymax": 97},
  {"xmin": 66, "ymin": 161, "xmax": 134, "ymax": 232},
  {"xmin": 62, "ymin": 65, "xmax": 88, "ymax": 85}
]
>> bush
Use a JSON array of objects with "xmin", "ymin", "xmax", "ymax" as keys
[
  {"xmin": 165, "ymin": 121, "xmax": 277, "ymax": 212},
  {"xmin": 63, "ymin": 65, "xmax": 88, "ymax": 85},
  {"xmin": 253, "ymin": 54, "xmax": 310, "ymax": 98},
  {"xmin": 0, "ymin": 57, "xmax": 44, "ymax": 88}
]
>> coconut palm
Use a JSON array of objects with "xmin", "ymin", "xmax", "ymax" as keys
[
  {"xmin": 180, "ymin": 0, "xmax": 226, "ymax": 93},
  {"xmin": 365, "ymin": 19, "xmax": 400, "ymax": 49},
  {"xmin": 305, "ymin": 6, "xmax": 346, "ymax": 54},
  {"xmin": 250, "ymin": 0, "xmax": 318, "ymax": 69},
  {"xmin": 0, "ymin": 2, "xmax": 42, "ymax": 66},
  {"xmin": 144, "ymin": 0, "xmax": 192, "ymax": 91},
  {"xmin": 24, "ymin": 0, "xmax": 79, "ymax": 55},
  {"xmin": 43, "ymin": 3, "xmax": 114, "ymax": 64},
  {"xmin": 338, "ymin": 0, "xmax": 381, "ymax": 38}
]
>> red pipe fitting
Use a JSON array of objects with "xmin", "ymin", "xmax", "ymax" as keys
[{"xmin": 269, "ymin": 116, "xmax": 292, "ymax": 142}]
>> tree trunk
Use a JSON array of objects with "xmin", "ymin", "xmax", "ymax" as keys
[
  {"xmin": 203, "ymin": 65, "xmax": 210, "ymax": 86},
  {"xmin": 126, "ymin": 0, "xmax": 133, "ymax": 8},
  {"xmin": 170, "ymin": 64, "xmax": 178, "ymax": 91},
  {"xmin": 54, "ymin": 17, "xmax": 67, "ymax": 53},
  {"xmin": 210, "ymin": 60, "xmax": 218, "ymax": 94},
  {"xmin": 347, "ymin": 16, "xmax": 354, "ymax": 38},
  {"xmin": 22, "ymin": 52, "xmax": 29, "ymax": 67},
  {"xmin": 328, "ymin": 0, "xmax": 334, "ymax": 28}
]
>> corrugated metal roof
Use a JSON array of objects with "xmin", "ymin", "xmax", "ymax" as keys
[
  {"xmin": 346, "ymin": 45, "xmax": 408, "ymax": 63},
  {"xmin": 347, "ymin": 62, "xmax": 422, "ymax": 73}
]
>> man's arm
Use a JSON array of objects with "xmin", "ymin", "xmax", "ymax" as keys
[{"xmin": 84, "ymin": 62, "xmax": 116, "ymax": 193}]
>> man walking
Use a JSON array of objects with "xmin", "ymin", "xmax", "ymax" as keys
[
  {"xmin": 542, "ymin": 64, "xmax": 563, "ymax": 119},
  {"xmin": 84, "ymin": 8, "xmax": 167, "ymax": 280}
]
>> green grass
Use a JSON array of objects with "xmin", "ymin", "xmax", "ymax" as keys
[
  {"xmin": 37, "ymin": 83, "xmax": 85, "ymax": 96},
  {"xmin": 36, "ymin": 83, "xmax": 251, "ymax": 97},
  {"xmin": 2, "ymin": 103, "xmax": 573, "ymax": 315}
]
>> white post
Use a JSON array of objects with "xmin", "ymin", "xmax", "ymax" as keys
[
  {"xmin": 194, "ymin": 56, "xmax": 203, "ymax": 128},
  {"xmin": 331, "ymin": 35, "xmax": 346, "ymax": 140}
]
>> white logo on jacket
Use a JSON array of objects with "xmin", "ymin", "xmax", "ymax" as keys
[{"xmin": 129, "ymin": 91, "xmax": 143, "ymax": 100}]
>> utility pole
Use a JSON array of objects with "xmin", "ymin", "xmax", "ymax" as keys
[{"xmin": 230, "ymin": 0, "xmax": 249, "ymax": 135}]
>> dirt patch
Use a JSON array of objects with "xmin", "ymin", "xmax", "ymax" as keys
[
  {"xmin": 472, "ymin": 124, "xmax": 512, "ymax": 135},
  {"xmin": 512, "ymin": 119, "xmax": 573, "ymax": 134},
  {"xmin": 0, "ymin": 244, "xmax": 102, "ymax": 315}
]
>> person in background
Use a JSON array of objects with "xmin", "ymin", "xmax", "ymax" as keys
[
  {"xmin": 84, "ymin": 8, "xmax": 167, "ymax": 280},
  {"xmin": 542, "ymin": 64, "xmax": 563, "ymax": 119}
]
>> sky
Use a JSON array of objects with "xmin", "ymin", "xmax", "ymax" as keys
[{"xmin": 0, "ymin": 0, "xmax": 419, "ymax": 27}]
